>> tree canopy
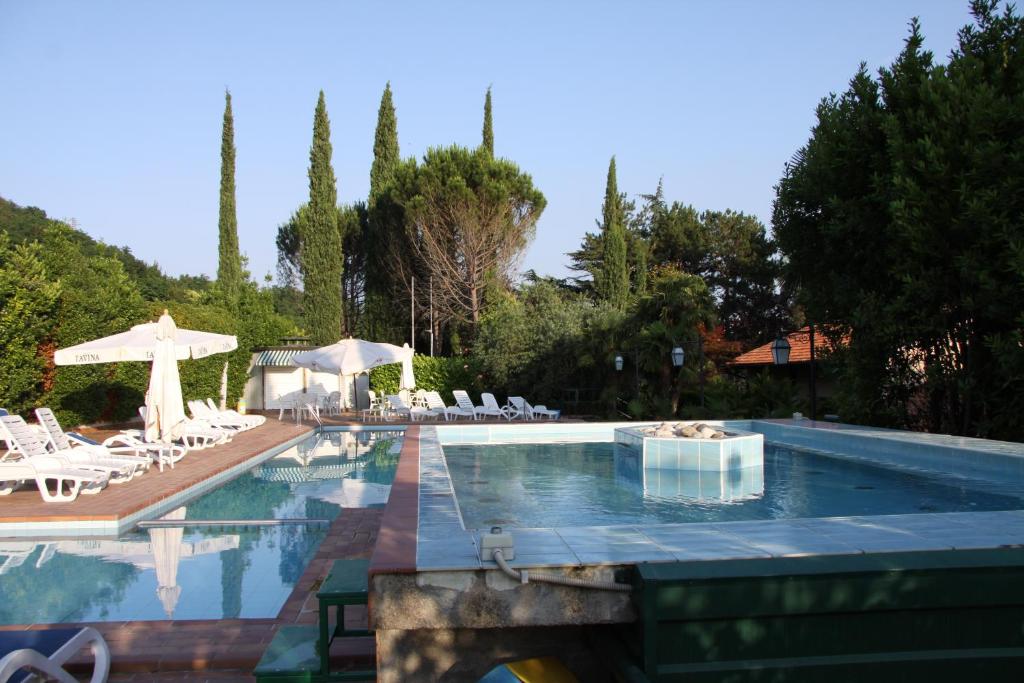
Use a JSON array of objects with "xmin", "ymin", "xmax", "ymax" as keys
[{"xmin": 773, "ymin": 0, "xmax": 1024, "ymax": 438}]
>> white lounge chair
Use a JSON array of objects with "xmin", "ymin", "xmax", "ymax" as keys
[
  {"xmin": 475, "ymin": 392, "xmax": 507, "ymax": 421},
  {"xmin": 427, "ymin": 391, "xmax": 473, "ymax": 421},
  {"xmin": 0, "ymin": 457, "xmax": 108, "ymax": 501},
  {"xmin": 137, "ymin": 407, "xmax": 229, "ymax": 449},
  {"xmin": 205, "ymin": 398, "xmax": 265, "ymax": 428},
  {"xmin": 1, "ymin": 415, "xmax": 138, "ymax": 483},
  {"xmin": 526, "ymin": 400, "xmax": 560, "ymax": 420},
  {"xmin": 100, "ymin": 431, "xmax": 185, "ymax": 472},
  {"xmin": 505, "ymin": 396, "xmax": 529, "ymax": 421},
  {"xmin": 35, "ymin": 408, "xmax": 153, "ymax": 474},
  {"xmin": 188, "ymin": 401, "xmax": 246, "ymax": 432},
  {"xmin": 451, "ymin": 391, "xmax": 483, "ymax": 421},
  {"xmin": 0, "ymin": 626, "xmax": 111, "ymax": 682},
  {"xmin": 385, "ymin": 395, "xmax": 431, "ymax": 422}
]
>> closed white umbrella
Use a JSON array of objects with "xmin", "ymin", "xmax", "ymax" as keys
[
  {"xmin": 399, "ymin": 344, "xmax": 416, "ymax": 391},
  {"xmin": 146, "ymin": 312, "xmax": 187, "ymax": 442}
]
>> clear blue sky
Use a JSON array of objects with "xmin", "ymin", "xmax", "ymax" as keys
[{"xmin": 0, "ymin": 0, "xmax": 973, "ymax": 282}]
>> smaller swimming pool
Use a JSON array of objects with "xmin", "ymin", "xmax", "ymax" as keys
[{"xmin": 0, "ymin": 427, "xmax": 401, "ymax": 625}]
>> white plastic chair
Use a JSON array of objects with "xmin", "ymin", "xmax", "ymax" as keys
[
  {"xmin": 476, "ymin": 393, "xmax": 507, "ymax": 420},
  {"xmin": 0, "ymin": 626, "xmax": 110, "ymax": 683}
]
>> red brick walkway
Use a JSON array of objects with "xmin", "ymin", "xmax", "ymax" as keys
[{"xmin": 0, "ymin": 419, "xmax": 312, "ymax": 524}]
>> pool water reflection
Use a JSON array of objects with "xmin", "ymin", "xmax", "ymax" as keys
[{"xmin": 0, "ymin": 428, "xmax": 401, "ymax": 625}]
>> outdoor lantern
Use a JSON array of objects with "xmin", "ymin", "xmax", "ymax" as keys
[
  {"xmin": 771, "ymin": 334, "xmax": 791, "ymax": 365},
  {"xmin": 671, "ymin": 346, "xmax": 685, "ymax": 367},
  {"xmin": 614, "ymin": 354, "xmax": 624, "ymax": 372}
]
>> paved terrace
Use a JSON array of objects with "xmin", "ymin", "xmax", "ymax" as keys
[{"xmin": 0, "ymin": 418, "xmax": 312, "ymax": 529}]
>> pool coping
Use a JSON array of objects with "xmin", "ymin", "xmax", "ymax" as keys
[{"xmin": 388, "ymin": 420, "xmax": 1024, "ymax": 574}]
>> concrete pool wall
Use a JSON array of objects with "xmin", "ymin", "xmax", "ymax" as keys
[{"xmin": 368, "ymin": 419, "xmax": 1024, "ymax": 681}]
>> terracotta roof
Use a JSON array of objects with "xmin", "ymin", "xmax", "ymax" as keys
[{"xmin": 728, "ymin": 327, "xmax": 843, "ymax": 366}]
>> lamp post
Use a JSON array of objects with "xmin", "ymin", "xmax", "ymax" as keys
[
  {"xmin": 772, "ymin": 326, "xmax": 816, "ymax": 420},
  {"xmin": 614, "ymin": 351, "xmax": 640, "ymax": 397},
  {"xmin": 615, "ymin": 340, "xmax": 704, "ymax": 409},
  {"xmin": 671, "ymin": 337, "xmax": 705, "ymax": 409}
]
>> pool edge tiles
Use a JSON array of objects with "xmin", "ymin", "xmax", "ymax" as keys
[{"xmin": 402, "ymin": 421, "xmax": 1024, "ymax": 572}]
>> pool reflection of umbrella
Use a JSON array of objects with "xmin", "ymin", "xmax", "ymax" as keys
[{"xmin": 148, "ymin": 506, "xmax": 187, "ymax": 618}]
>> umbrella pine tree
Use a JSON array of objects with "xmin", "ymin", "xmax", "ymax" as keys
[{"xmin": 302, "ymin": 91, "xmax": 343, "ymax": 345}]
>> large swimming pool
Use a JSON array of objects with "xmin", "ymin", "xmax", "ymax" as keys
[
  {"xmin": 0, "ymin": 428, "xmax": 400, "ymax": 625},
  {"xmin": 445, "ymin": 441, "xmax": 1024, "ymax": 530}
]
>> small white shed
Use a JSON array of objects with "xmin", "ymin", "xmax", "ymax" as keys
[{"xmin": 244, "ymin": 347, "xmax": 368, "ymax": 411}]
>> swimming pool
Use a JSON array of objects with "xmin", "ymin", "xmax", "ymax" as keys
[
  {"xmin": 445, "ymin": 441, "xmax": 1024, "ymax": 530},
  {"xmin": 0, "ymin": 427, "xmax": 401, "ymax": 625}
]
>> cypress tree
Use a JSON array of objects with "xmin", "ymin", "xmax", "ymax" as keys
[
  {"xmin": 217, "ymin": 89, "xmax": 242, "ymax": 306},
  {"xmin": 599, "ymin": 156, "xmax": 629, "ymax": 308},
  {"xmin": 302, "ymin": 90, "xmax": 343, "ymax": 345},
  {"xmin": 369, "ymin": 82, "xmax": 399, "ymax": 205},
  {"xmin": 482, "ymin": 86, "xmax": 494, "ymax": 156},
  {"xmin": 365, "ymin": 83, "xmax": 402, "ymax": 339}
]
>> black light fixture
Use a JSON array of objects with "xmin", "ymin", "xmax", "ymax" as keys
[
  {"xmin": 771, "ymin": 334, "xmax": 791, "ymax": 365},
  {"xmin": 671, "ymin": 346, "xmax": 685, "ymax": 367}
]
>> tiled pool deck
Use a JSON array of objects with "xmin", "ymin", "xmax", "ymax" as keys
[
  {"xmin": 0, "ymin": 419, "xmax": 314, "ymax": 536},
  {"xmin": 395, "ymin": 420, "xmax": 1024, "ymax": 573}
]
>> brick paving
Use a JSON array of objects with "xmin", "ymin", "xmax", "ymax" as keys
[{"xmin": 0, "ymin": 419, "xmax": 312, "ymax": 524}]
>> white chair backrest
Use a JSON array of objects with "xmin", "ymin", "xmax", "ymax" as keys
[
  {"xmin": 206, "ymin": 398, "xmax": 223, "ymax": 412},
  {"xmin": 386, "ymin": 394, "xmax": 409, "ymax": 410},
  {"xmin": 482, "ymin": 393, "xmax": 502, "ymax": 410},
  {"xmin": 0, "ymin": 415, "xmax": 50, "ymax": 457},
  {"xmin": 452, "ymin": 390, "xmax": 475, "ymax": 412},
  {"xmin": 424, "ymin": 392, "xmax": 447, "ymax": 410},
  {"xmin": 34, "ymin": 408, "xmax": 72, "ymax": 451},
  {"xmin": 508, "ymin": 396, "xmax": 526, "ymax": 410},
  {"xmin": 367, "ymin": 390, "xmax": 378, "ymax": 405}
]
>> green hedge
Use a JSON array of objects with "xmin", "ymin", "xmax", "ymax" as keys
[{"xmin": 369, "ymin": 355, "xmax": 482, "ymax": 404}]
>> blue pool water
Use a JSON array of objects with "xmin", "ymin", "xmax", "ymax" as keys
[
  {"xmin": 444, "ymin": 441, "xmax": 1024, "ymax": 530},
  {"xmin": 0, "ymin": 428, "xmax": 401, "ymax": 625}
]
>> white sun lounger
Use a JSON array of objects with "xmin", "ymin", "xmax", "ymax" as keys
[
  {"xmin": 1, "ymin": 415, "xmax": 137, "ymax": 484},
  {"xmin": 0, "ymin": 626, "xmax": 111, "ymax": 682},
  {"xmin": 188, "ymin": 401, "xmax": 246, "ymax": 432},
  {"xmin": 475, "ymin": 393, "xmax": 508, "ymax": 420},
  {"xmin": 137, "ymin": 407, "xmax": 229, "ymax": 450},
  {"xmin": 206, "ymin": 398, "xmax": 264, "ymax": 428},
  {"xmin": 35, "ymin": 408, "xmax": 152, "ymax": 474},
  {"xmin": 425, "ymin": 391, "xmax": 473, "ymax": 421},
  {"xmin": 385, "ymin": 395, "xmax": 431, "ymax": 422}
]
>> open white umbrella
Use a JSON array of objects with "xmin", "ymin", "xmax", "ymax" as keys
[
  {"xmin": 292, "ymin": 338, "xmax": 416, "ymax": 390},
  {"xmin": 54, "ymin": 318, "xmax": 237, "ymax": 365},
  {"xmin": 54, "ymin": 310, "xmax": 238, "ymax": 443}
]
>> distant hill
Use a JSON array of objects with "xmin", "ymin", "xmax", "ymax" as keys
[{"xmin": 0, "ymin": 195, "xmax": 210, "ymax": 301}]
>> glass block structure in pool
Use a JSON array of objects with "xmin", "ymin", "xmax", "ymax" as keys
[{"xmin": 614, "ymin": 424, "xmax": 764, "ymax": 471}]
